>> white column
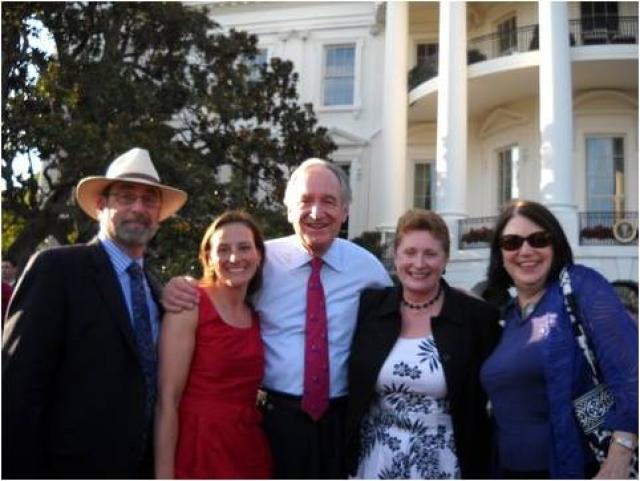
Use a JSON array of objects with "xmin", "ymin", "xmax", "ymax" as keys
[
  {"xmin": 435, "ymin": 1, "xmax": 467, "ymax": 246},
  {"xmin": 538, "ymin": 1, "xmax": 578, "ymax": 243},
  {"xmin": 377, "ymin": 1, "xmax": 408, "ymax": 233}
]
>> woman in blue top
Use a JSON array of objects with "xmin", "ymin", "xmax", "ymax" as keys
[{"xmin": 480, "ymin": 200, "xmax": 637, "ymax": 479}]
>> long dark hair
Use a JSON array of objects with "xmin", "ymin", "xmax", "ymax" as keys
[
  {"xmin": 486, "ymin": 200, "xmax": 574, "ymax": 291},
  {"xmin": 199, "ymin": 210, "xmax": 266, "ymax": 296}
]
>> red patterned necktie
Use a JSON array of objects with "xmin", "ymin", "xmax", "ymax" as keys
[{"xmin": 301, "ymin": 257, "xmax": 330, "ymax": 421}]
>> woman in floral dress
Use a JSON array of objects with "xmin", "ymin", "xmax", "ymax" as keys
[{"xmin": 345, "ymin": 209, "xmax": 501, "ymax": 479}]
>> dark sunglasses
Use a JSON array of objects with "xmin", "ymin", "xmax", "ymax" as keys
[{"xmin": 499, "ymin": 231, "xmax": 553, "ymax": 251}]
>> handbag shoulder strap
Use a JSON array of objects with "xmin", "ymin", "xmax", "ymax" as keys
[{"xmin": 559, "ymin": 267, "xmax": 603, "ymax": 385}]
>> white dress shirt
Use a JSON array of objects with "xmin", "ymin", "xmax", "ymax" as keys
[{"xmin": 254, "ymin": 235, "xmax": 392, "ymax": 398}]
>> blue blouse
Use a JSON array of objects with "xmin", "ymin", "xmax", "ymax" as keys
[
  {"xmin": 482, "ymin": 264, "xmax": 638, "ymax": 478},
  {"xmin": 480, "ymin": 297, "xmax": 551, "ymax": 471}
]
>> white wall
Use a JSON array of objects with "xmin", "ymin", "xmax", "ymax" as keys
[
  {"xmin": 206, "ymin": 1, "xmax": 384, "ymax": 238},
  {"xmin": 200, "ymin": 1, "xmax": 638, "ymax": 287}
]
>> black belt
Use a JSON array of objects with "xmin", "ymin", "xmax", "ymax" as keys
[{"xmin": 259, "ymin": 388, "xmax": 347, "ymax": 412}]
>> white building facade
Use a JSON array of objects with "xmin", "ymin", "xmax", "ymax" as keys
[{"xmin": 204, "ymin": 1, "xmax": 638, "ymax": 289}]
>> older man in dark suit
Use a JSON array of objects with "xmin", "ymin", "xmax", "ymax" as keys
[{"xmin": 2, "ymin": 148, "xmax": 187, "ymax": 479}]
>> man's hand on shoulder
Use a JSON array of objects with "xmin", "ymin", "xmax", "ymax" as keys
[{"xmin": 162, "ymin": 276, "xmax": 199, "ymax": 312}]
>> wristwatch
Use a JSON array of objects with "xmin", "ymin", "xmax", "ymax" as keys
[{"xmin": 613, "ymin": 433, "xmax": 637, "ymax": 451}]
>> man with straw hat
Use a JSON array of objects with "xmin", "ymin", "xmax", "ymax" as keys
[{"xmin": 2, "ymin": 148, "xmax": 187, "ymax": 479}]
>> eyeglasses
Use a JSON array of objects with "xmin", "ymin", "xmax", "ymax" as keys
[
  {"xmin": 499, "ymin": 231, "xmax": 553, "ymax": 251},
  {"xmin": 109, "ymin": 191, "xmax": 161, "ymax": 209}
]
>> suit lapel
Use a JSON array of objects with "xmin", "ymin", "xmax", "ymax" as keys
[
  {"xmin": 144, "ymin": 266, "xmax": 164, "ymax": 319},
  {"xmin": 369, "ymin": 287, "xmax": 403, "ymax": 382},
  {"xmin": 87, "ymin": 241, "xmax": 140, "ymax": 358},
  {"xmin": 432, "ymin": 284, "xmax": 468, "ymax": 403}
]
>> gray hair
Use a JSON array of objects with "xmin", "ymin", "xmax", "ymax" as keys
[{"xmin": 283, "ymin": 158, "xmax": 352, "ymax": 208}]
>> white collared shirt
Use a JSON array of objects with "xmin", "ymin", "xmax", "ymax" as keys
[{"xmin": 254, "ymin": 235, "xmax": 392, "ymax": 397}]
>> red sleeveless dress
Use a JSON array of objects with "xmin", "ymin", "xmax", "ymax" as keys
[{"xmin": 174, "ymin": 288, "xmax": 272, "ymax": 479}]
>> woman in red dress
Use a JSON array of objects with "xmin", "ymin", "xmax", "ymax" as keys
[{"xmin": 155, "ymin": 211, "xmax": 272, "ymax": 479}]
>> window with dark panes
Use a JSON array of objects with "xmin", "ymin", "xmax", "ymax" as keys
[
  {"xmin": 413, "ymin": 163, "xmax": 434, "ymax": 210},
  {"xmin": 498, "ymin": 145, "xmax": 520, "ymax": 209},
  {"xmin": 416, "ymin": 43, "xmax": 438, "ymax": 65},
  {"xmin": 581, "ymin": 2, "xmax": 618, "ymax": 33},
  {"xmin": 586, "ymin": 136, "xmax": 625, "ymax": 212},
  {"xmin": 497, "ymin": 16, "xmax": 517, "ymax": 54}
]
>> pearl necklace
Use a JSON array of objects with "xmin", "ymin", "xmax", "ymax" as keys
[{"xmin": 401, "ymin": 284, "xmax": 443, "ymax": 310}]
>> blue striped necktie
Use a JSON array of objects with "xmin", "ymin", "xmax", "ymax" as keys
[{"xmin": 126, "ymin": 262, "xmax": 157, "ymax": 426}]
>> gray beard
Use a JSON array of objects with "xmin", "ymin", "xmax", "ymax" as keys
[{"xmin": 113, "ymin": 222, "xmax": 158, "ymax": 247}]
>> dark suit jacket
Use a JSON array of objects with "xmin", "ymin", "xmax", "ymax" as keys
[
  {"xmin": 2, "ymin": 240, "xmax": 162, "ymax": 479},
  {"xmin": 345, "ymin": 281, "xmax": 501, "ymax": 479}
]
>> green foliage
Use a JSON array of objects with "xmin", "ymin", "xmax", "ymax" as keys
[
  {"xmin": 2, "ymin": 2, "xmax": 336, "ymax": 278},
  {"xmin": 1, "ymin": 209, "xmax": 27, "ymax": 255}
]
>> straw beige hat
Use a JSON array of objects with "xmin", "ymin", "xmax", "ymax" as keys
[{"xmin": 76, "ymin": 148, "xmax": 187, "ymax": 221}]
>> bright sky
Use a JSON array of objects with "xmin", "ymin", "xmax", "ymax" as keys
[{"xmin": 2, "ymin": 19, "xmax": 55, "ymax": 190}]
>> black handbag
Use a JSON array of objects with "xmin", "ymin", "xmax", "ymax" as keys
[{"xmin": 559, "ymin": 267, "xmax": 638, "ymax": 478}]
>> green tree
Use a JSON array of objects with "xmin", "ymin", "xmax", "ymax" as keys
[{"xmin": 2, "ymin": 2, "xmax": 336, "ymax": 278}]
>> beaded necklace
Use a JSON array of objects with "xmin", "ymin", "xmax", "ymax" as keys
[{"xmin": 401, "ymin": 284, "xmax": 443, "ymax": 310}]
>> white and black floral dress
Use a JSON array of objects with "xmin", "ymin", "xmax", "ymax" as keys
[{"xmin": 355, "ymin": 335, "xmax": 460, "ymax": 479}]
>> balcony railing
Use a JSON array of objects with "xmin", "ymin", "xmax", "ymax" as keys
[
  {"xmin": 467, "ymin": 24, "xmax": 539, "ymax": 62},
  {"xmin": 579, "ymin": 211, "xmax": 638, "ymax": 246},
  {"xmin": 408, "ymin": 16, "xmax": 638, "ymax": 92},
  {"xmin": 569, "ymin": 16, "xmax": 638, "ymax": 46},
  {"xmin": 458, "ymin": 216, "xmax": 497, "ymax": 250},
  {"xmin": 408, "ymin": 24, "xmax": 540, "ymax": 90},
  {"xmin": 458, "ymin": 211, "xmax": 639, "ymax": 249}
]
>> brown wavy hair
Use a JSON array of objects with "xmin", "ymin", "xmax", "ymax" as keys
[
  {"xmin": 198, "ymin": 210, "xmax": 266, "ymax": 296},
  {"xmin": 394, "ymin": 208, "xmax": 450, "ymax": 257}
]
